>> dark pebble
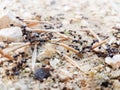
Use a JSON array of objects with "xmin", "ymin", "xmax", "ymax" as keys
[
  {"xmin": 101, "ymin": 81, "xmax": 112, "ymax": 88},
  {"xmin": 12, "ymin": 67, "xmax": 17, "ymax": 72},
  {"xmin": 101, "ymin": 81, "xmax": 109, "ymax": 87},
  {"xmin": 21, "ymin": 25, "xmax": 26, "ymax": 29},
  {"xmin": 44, "ymin": 24, "xmax": 53, "ymax": 29},
  {"xmin": 13, "ymin": 54, "xmax": 19, "ymax": 59},
  {"xmin": 5, "ymin": 70, "xmax": 10, "ymax": 76},
  {"xmin": 10, "ymin": 24, "xmax": 14, "ymax": 26},
  {"xmin": 21, "ymin": 59, "xmax": 27, "ymax": 63},
  {"xmin": 14, "ymin": 71, "xmax": 20, "ymax": 75},
  {"xmin": 72, "ymin": 40, "xmax": 79, "ymax": 43},
  {"xmin": 34, "ymin": 68, "xmax": 51, "ymax": 82}
]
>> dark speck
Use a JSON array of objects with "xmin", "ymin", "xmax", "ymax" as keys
[
  {"xmin": 16, "ymin": 16, "xmax": 23, "ymax": 21},
  {"xmin": 14, "ymin": 71, "xmax": 20, "ymax": 75},
  {"xmin": 108, "ymin": 53, "xmax": 113, "ymax": 58},
  {"xmin": 12, "ymin": 67, "xmax": 17, "ymax": 72},
  {"xmin": 44, "ymin": 24, "xmax": 53, "ymax": 29},
  {"xmin": 101, "ymin": 81, "xmax": 109, "ymax": 87},
  {"xmin": 21, "ymin": 59, "xmax": 27, "ymax": 63},
  {"xmin": 72, "ymin": 40, "xmax": 79, "ymax": 43},
  {"xmin": 3, "ymin": 7, "xmax": 6, "ymax": 9},
  {"xmin": 13, "ymin": 54, "xmax": 19, "ymax": 59},
  {"xmin": 10, "ymin": 24, "xmax": 14, "ymax": 26}
]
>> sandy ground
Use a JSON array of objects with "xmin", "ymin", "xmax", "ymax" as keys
[{"xmin": 0, "ymin": 0, "xmax": 120, "ymax": 90}]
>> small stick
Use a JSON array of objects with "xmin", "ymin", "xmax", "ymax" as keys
[
  {"xmin": 24, "ymin": 20, "xmax": 53, "ymax": 27},
  {"xmin": 89, "ymin": 29, "xmax": 101, "ymax": 41},
  {"xmin": 88, "ymin": 29, "xmax": 107, "ymax": 49},
  {"xmin": 92, "ymin": 39, "xmax": 107, "ymax": 49},
  {"xmin": 58, "ymin": 43, "xmax": 83, "ymax": 58},
  {"xmin": 23, "ymin": 20, "xmax": 40, "ymax": 23},
  {"xmin": 55, "ymin": 32, "xmax": 70, "ymax": 39},
  {"xmin": 31, "ymin": 44, "xmax": 37, "ymax": 72},
  {"xmin": 63, "ymin": 54, "xmax": 84, "ymax": 73},
  {"xmin": 23, "ymin": 20, "xmax": 53, "ymax": 25},
  {"xmin": 80, "ymin": 29, "xmax": 102, "ymax": 41},
  {"xmin": 112, "ymin": 27, "xmax": 120, "ymax": 30},
  {"xmin": 28, "ymin": 28, "xmax": 57, "ymax": 33},
  {"xmin": 50, "ymin": 38, "xmax": 69, "ymax": 42},
  {"xmin": 28, "ymin": 28, "xmax": 70, "ymax": 39},
  {"xmin": 0, "ymin": 49, "xmax": 13, "ymax": 60},
  {"xmin": 27, "ymin": 22, "xmax": 39, "ymax": 27},
  {"xmin": 3, "ymin": 42, "xmax": 30, "ymax": 53}
]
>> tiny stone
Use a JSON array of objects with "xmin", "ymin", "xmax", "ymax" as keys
[
  {"xmin": 34, "ymin": 68, "xmax": 51, "ymax": 82},
  {"xmin": 24, "ymin": 68, "xmax": 31, "ymax": 73}
]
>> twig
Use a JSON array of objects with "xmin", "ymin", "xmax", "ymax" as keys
[
  {"xmin": 50, "ymin": 38, "xmax": 69, "ymax": 42},
  {"xmin": 63, "ymin": 54, "xmax": 84, "ymax": 73},
  {"xmin": 23, "ymin": 20, "xmax": 52, "ymax": 24},
  {"xmin": 89, "ymin": 29, "xmax": 101, "ymax": 41},
  {"xmin": 58, "ymin": 43, "xmax": 83, "ymax": 58},
  {"xmin": 80, "ymin": 29, "xmax": 102, "ymax": 41},
  {"xmin": 0, "ymin": 49, "xmax": 13, "ymax": 60},
  {"xmin": 87, "ymin": 29, "xmax": 107, "ymax": 49},
  {"xmin": 28, "ymin": 28, "xmax": 70, "ymax": 40},
  {"xmin": 92, "ymin": 39, "xmax": 107, "ymax": 49},
  {"xmin": 31, "ymin": 44, "xmax": 37, "ymax": 72},
  {"xmin": 55, "ymin": 32, "xmax": 70, "ymax": 39},
  {"xmin": 112, "ymin": 27, "xmax": 120, "ymax": 31},
  {"xmin": 3, "ymin": 42, "xmax": 30, "ymax": 53},
  {"xmin": 23, "ymin": 20, "xmax": 40, "ymax": 23},
  {"xmin": 27, "ymin": 22, "xmax": 39, "ymax": 27},
  {"xmin": 27, "ymin": 28, "xmax": 57, "ymax": 33}
]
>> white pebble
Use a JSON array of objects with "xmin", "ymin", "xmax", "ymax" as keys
[
  {"xmin": 50, "ymin": 58, "xmax": 60, "ymax": 69},
  {"xmin": 105, "ymin": 54, "xmax": 120, "ymax": 69},
  {"xmin": 0, "ymin": 27, "xmax": 23, "ymax": 41},
  {"xmin": 24, "ymin": 68, "xmax": 31, "ymax": 73}
]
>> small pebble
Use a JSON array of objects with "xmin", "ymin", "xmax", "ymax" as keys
[
  {"xmin": 34, "ymin": 68, "xmax": 51, "ymax": 82},
  {"xmin": 24, "ymin": 68, "xmax": 31, "ymax": 73}
]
